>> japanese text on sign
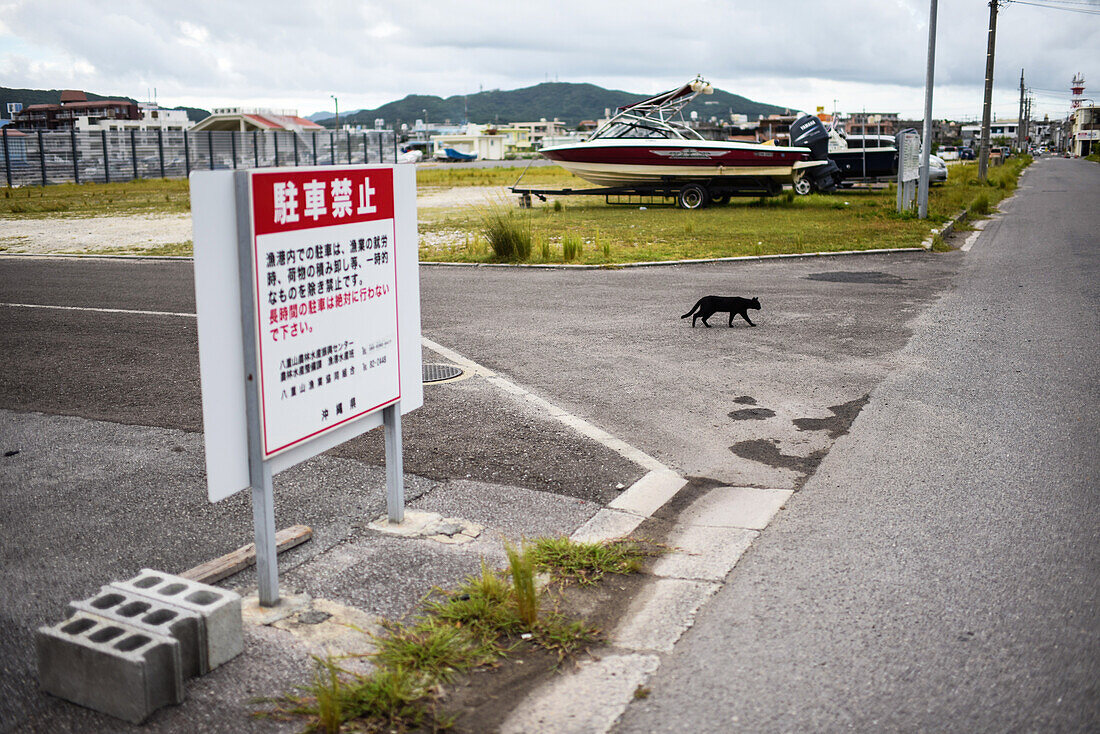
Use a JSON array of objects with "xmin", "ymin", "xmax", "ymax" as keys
[{"xmin": 250, "ymin": 169, "xmax": 400, "ymax": 457}]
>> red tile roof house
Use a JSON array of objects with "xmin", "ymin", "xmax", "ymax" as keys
[{"xmin": 189, "ymin": 108, "xmax": 325, "ymax": 133}]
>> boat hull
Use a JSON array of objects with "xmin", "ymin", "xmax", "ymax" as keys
[{"xmin": 540, "ymin": 140, "xmax": 809, "ymax": 187}]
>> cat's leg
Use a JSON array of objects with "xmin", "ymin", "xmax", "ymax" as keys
[{"xmin": 741, "ymin": 312, "xmax": 756, "ymax": 326}]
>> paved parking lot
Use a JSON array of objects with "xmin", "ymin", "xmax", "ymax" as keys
[{"xmin": 0, "ymin": 244, "xmax": 962, "ymax": 730}]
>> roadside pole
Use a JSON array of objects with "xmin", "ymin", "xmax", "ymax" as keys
[
  {"xmin": 979, "ymin": 0, "xmax": 1000, "ymax": 182},
  {"xmin": 918, "ymin": 0, "xmax": 938, "ymax": 219}
]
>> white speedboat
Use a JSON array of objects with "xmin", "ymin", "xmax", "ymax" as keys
[{"xmin": 537, "ymin": 77, "xmax": 840, "ymax": 199}]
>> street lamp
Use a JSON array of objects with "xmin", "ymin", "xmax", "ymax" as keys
[{"xmin": 331, "ymin": 95, "xmax": 339, "ymax": 131}]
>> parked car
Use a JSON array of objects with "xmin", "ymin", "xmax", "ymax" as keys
[
  {"xmin": 928, "ymin": 154, "xmax": 947, "ymax": 184},
  {"xmin": 937, "ymin": 145, "xmax": 960, "ymax": 161},
  {"xmin": 959, "ymin": 147, "xmax": 976, "ymax": 160}
]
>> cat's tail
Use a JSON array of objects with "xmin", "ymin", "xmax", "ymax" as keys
[{"xmin": 681, "ymin": 299, "xmax": 702, "ymax": 319}]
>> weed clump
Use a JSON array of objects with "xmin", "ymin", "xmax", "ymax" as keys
[
  {"xmin": 969, "ymin": 193, "xmax": 990, "ymax": 216},
  {"xmin": 562, "ymin": 232, "xmax": 583, "ymax": 262},
  {"xmin": 260, "ymin": 537, "xmax": 651, "ymax": 732},
  {"xmin": 478, "ymin": 205, "xmax": 532, "ymax": 262}
]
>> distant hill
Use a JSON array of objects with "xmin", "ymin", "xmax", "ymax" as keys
[
  {"xmin": 0, "ymin": 86, "xmax": 208, "ymax": 122},
  {"xmin": 327, "ymin": 81, "xmax": 791, "ymax": 129}
]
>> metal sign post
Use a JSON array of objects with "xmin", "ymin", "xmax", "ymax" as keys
[
  {"xmin": 191, "ymin": 164, "xmax": 424, "ymax": 608},
  {"xmin": 896, "ymin": 129, "xmax": 921, "ymax": 213}
]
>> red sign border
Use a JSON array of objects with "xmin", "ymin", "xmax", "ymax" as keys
[{"xmin": 247, "ymin": 166, "xmax": 403, "ymax": 459}]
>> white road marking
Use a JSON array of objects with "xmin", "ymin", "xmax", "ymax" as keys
[{"xmin": 1, "ymin": 302, "xmax": 196, "ymax": 318}]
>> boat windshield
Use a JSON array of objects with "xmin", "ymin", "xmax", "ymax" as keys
[{"xmin": 587, "ymin": 77, "xmax": 711, "ymax": 142}]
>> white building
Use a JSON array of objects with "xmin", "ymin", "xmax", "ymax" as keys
[
  {"xmin": 1070, "ymin": 105, "xmax": 1099, "ymax": 156},
  {"xmin": 75, "ymin": 104, "xmax": 192, "ymax": 132},
  {"xmin": 430, "ymin": 123, "xmax": 507, "ymax": 160},
  {"xmin": 961, "ymin": 119, "xmax": 1019, "ymax": 148}
]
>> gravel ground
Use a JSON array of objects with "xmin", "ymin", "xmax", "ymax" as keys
[
  {"xmin": 0, "ymin": 213, "xmax": 193, "ymax": 255},
  {"xmin": 0, "ymin": 186, "xmax": 521, "ymax": 255}
]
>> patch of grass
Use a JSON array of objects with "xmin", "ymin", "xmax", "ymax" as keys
[
  {"xmin": 63, "ymin": 241, "xmax": 194, "ymax": 257},
  {"xmin": 417, "ymin": 158, "xmax": 1032, "ymax": 264},
  {"xmin": 930, "ymin": 232, "xmax": 950, "ymax": 252},
  {"xmin": 506, "ymin": 541, "xmax": 539, "ymax": 626},
  {"xmin": 528, "ymin": 537, "xmax": 660, "ymax": 585},
  {"xmin": 264, "ymin": 537, "xmax": 648, "ymax": 732},
  {"xmin": 478, "ymin": 205, "xmax": 532, "ymax": 262},
  {"xmin": 0, "ymin": 179, "xmax": 191, "ymax": 218},
  {"xmin": 562, "ymin": 231, "xmax": 583, "ymax": 262},
  {"xmin": 374, "ymin": 620, "xmax": 498, "ymax": 683},
  {"xmin": 969, "ymin": 193, "xmax": 990, "ymax": 216},
  {"xmin": 416, "ymin": 165, "xmax": 580, "ymax": 190}
]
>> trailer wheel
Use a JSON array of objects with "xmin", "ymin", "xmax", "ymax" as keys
[
  {"xmin": 793, "ymin": 174, "xmax": 813, "ymax": 196},
  {"xmin": 712, "ymin": 193, "xmax": 731, "ymax": 205},
  {"xmin": 678, "ymin": 184, "xmax": 709, "ymax": 209}
]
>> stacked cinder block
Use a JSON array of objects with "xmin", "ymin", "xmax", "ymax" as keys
[{"xmin": 36, "ymin": 569, "xmax": 244, "ymax": 724}]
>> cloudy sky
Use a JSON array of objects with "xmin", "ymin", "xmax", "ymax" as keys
[{"xmin": 1, "ymin": 0, "xmax": 1097, "ymax": 122}]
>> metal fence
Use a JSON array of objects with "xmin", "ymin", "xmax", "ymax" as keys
[{"xmin": 0, "ymin": 128, "xmax": 399, "ymax": 187}]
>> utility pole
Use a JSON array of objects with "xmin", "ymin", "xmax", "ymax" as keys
[
  {"xmin": 1024, "ymin": 95, "xmax": 1033, "ymax": 151},
  {"xmin": 918, "ymin": 0, "xmax": 939, "ymax": 219},
  {"xmin": 1017, "ymin": 69, "xmax": 1026, "ymax": 152},
  {"xmin": 979, "ymin": 0, "xmax": 1000, "ymax": 181}
]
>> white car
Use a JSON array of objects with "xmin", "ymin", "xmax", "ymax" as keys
[{"xmin": 928, "ymin": 154, "xmax": 948, "ymax": 184}]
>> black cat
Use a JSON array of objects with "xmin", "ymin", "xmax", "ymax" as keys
[{"xmin": 681, "ymin": 296, "xmax": 761, "ymax": 328}]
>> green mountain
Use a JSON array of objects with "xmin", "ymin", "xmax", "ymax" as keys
[
  {"xmin": 333, "ymin": 81, "xmax": 791, "ymax": 129},
  {"xmin": 0, "ymin": 87, "xmax": 208, "ymax": 122}
]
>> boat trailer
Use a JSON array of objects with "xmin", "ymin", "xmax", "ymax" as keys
[{"xmin": 509, "ymin": 177, "xmax": 785, "ymax": 210}]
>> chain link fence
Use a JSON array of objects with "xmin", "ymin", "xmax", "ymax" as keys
[{"xmin": 0, "ymin": 128, "xmax": 399, "ymax": 187}]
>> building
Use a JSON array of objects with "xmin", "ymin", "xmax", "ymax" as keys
[
  {"xmin": 1070, "ymin": 105, "xmax": 1099, "ymax": 156},
  {"xmin": 189, "ymin": 108, "xmax": 324, "ymax": 133},
  {"xmin": 509, "ymin": 119, "xmax": 566, "ymax": 148},
  {"xmin": 961, "ymin": 119, "xmax": 1019, "ymax": 149},
  {"xmin": 11, "ymin": 90, "xmax": 140, "ymax": 131},
  {"xmin": 844, "ymin": 112, "xmax": 899, "ymax": 137},
  {"xmin": 75, "ymin": 103, "xmax": 192, "ymax": 132},
  {"xmin": 430, "ymin": 123, "xmax": 508, "ymax": 160}
]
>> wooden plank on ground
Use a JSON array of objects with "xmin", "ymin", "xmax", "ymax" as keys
[{"xmin": 180, "ymin": 525, "xmax": 313, "ymax": 585}]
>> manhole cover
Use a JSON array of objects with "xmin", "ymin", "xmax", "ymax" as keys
[{"xmin": 423, "ymin": 363, "xmax": 464, "ymax": 383}]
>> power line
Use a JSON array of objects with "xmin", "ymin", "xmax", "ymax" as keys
[{"xmin": 1008, "ymin": 0, "xmax": 1100, "ymax": 15}]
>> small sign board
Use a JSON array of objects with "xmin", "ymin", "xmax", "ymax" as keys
[
  {"xmin": 898, "ymin": 130, "xmax": 922, "ymax": 183},
  {"xmin": 191, "ymin": 165, "xmax": 422, "ymax": 502},
  {"xmin": 247, "ymin": 169, "xmax": 402, "ymax": 457}
]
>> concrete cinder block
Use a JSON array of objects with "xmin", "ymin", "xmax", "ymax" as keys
[
  {"xmin": 110, "ymin": 569, "xmax": 243, "ymax": 671},
  {"xmin": 67, "ymin": 586, "xmax": 207, "ymax": 678},
  {"xmin": 36, "ymin": 611, "xmax": 184, "ymax": 724}
]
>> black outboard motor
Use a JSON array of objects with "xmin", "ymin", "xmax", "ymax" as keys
[{"xmin": 790, "ymin": 113, "xmax": 841, "ymax": 193}]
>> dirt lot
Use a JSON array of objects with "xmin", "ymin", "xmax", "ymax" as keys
[{"xmin": 0, "ymin": 186, "xmax": 516, "ymax": 255}]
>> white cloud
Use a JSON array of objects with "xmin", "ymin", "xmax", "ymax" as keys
[{"xmin": 0, "ymin": 0, "xmax": 1096, "ymax": 119}]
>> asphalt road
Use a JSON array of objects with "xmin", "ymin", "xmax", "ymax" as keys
[
  {"xmin": 614, "ymin": 157, "xmax": 1100, "ymax": 731},
  {"xmin": 2, "ymin": 157, "xmax": 1093, "ymax": 731}
]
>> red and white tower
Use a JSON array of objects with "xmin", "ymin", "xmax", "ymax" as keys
[{"xmin": 1070, "ymin": 73, "xmax": 1086, "ymax": 111}]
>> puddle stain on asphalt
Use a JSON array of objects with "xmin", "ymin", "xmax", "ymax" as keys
[
  {"xmin": 729, "ymin": 408, "xmax": 776, "ymax": 421},
  {"xmin": 730, "ymin": 394, "xmax": 870, "ymax": 488},
  {"xmin": 792, "ymin": 396, "xmax": 870, "ymax": 438}
]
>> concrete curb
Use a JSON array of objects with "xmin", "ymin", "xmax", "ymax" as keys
[
  {"xmin": 424, "ymin": 342, "xmax": 798, "ymax": 734},
  {"xmin": 421, "ymin": 246, "xmax": 928, "ymax": 270},
  {"xmin": 0, "ymin": 246, "xmax": 928, "ymax": 267},
  {"xmin": 920, "ymin": 208, "xmax": 969, "ymax": 250}
]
